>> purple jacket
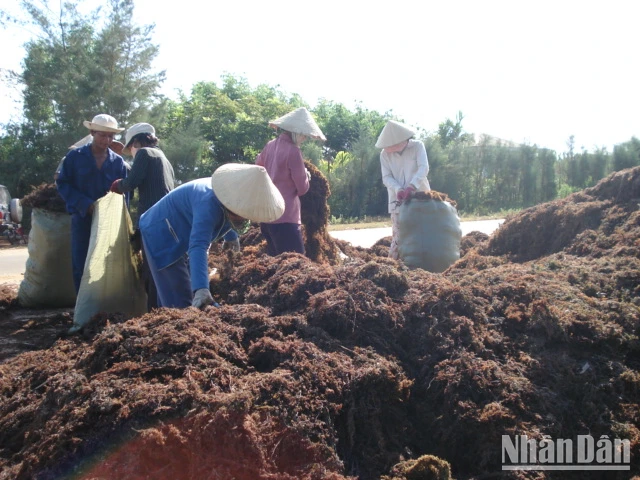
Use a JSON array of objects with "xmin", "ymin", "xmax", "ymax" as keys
[{"xmin": 256, "ymin": 133, "xmax": 309, "ymax": 224}]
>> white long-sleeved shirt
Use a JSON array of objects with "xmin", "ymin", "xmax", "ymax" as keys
[{"xmin": 380, "ymin": 139, "xmax": 431, "ymax": 213}]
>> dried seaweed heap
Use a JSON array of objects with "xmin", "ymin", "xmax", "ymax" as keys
[
  {"xmin": 1, "ymin": 167, "xmax": 640, "ymax": 480},
  {"xmin": 20, "ymin": 183, "xmax": 66, "ymax": 213}
]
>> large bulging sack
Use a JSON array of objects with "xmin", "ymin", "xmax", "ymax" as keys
[
  {"xmin": 397, "ymin": 198, "xmax": 462, "ymax": 273},
  {"xmin": 18, "ymin": 208, "xmax": 76, "ymax": 308},
  {"xmin": 69, "ymin": 193, "xmax": 147, "ymax": 333}
]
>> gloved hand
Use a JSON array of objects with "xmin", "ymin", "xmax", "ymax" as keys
[
  {"xmin": 192, "ymin": 288, "xmax": 214, "ymax": 309},
  {"xmin": 110, "ymin": 179, "xmax": 123, "ymax": 194},
  {"xmin": 305, "ymin": 168, "xmax": 311, "ymax": 182},
  {"xmin": 222, "ymin": 238, "xmax": 241, "ymax": 252},
  {"xmin": 396, "ymin": 186, "xmax": 416, "ymax": 202}
]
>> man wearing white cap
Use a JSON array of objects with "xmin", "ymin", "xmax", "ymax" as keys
[
  {"xmin": 376, "ymin": 119, "xmax": 431, "ymax": 260},
  {"xmin": 139, "ymin": 163, "xmax": 285, "ymax": 309},
  {"xmin": 56, "ymin": 114, "xmax": 129, "ymax": 292},
  {"xmin": 109, "ymin": 122, "xmax": 176, "ymax": 310},
  {"xmin": 256, "ymin": 107, "xmax": 326, "ymax": 256}
]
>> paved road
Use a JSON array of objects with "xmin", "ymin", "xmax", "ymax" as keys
[
  {"xmin": 330, "ymin": 218, "xmax": 504, "ymax": 248},
  {"xmin": 0, "ymin": 219, "xmax": 504, "ymax": 284},
  {"xmin": 0, "ymin": 244, "xmax": 29, "ymax": 284}
]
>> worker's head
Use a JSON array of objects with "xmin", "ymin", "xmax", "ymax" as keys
[
  {"xmin": 211, "ymin": 164, "xmax": 285, "ymax": 224},
  {"xmin": 375, "ymin": 120, "xmax": 415, "ymax": 151},
  {"xmin": 83, "ymin": 114, "xmax": 124, "ymax": 150},
  {"xmin": 123, "ymin": 123, "xmax": 158, "ymax": 156},
  {"xmin": 268, "ymin": 107, "xmax": 326, "ymax": 145}
]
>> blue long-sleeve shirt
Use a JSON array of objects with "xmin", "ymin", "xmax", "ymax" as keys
[
  {"xmin": 139, "ymin": 178, "xmax": 238, "ymax": 292},
  {"xmin": 56, "ymin": 143, "xmax": 129, "ymax": 216}
]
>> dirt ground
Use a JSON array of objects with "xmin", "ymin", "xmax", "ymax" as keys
[{"xmin": 1, "ymin": 167, "xmax": 639, "ymax": 480}]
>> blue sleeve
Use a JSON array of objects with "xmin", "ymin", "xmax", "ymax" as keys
[
  {"xmin": 56, "ymin": 151, "xmax": 93, "ymax": 216},
  {"xmin": 187, "ymin": 199, "xmax": 222, "ymax": 291}
]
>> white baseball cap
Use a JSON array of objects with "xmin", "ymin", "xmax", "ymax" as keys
[{"xmin": 123, "ymin": 123, "xmax": 156, "ymax": 155}]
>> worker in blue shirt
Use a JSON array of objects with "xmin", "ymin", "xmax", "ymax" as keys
[
  {"xmin": 56, "ymin": 114, "xmax": 129, "ymax": 292},
  {"xmin": 139, "ymin": 163, "xmax": 285, "ymax": 309}
]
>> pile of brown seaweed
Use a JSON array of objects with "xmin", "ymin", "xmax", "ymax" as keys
[{"xmin": 1, "ymin": 167, "xmax": 639, "ymax": 480}]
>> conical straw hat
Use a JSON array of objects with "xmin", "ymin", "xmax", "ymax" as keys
[
  {"xmin": 375, "ymin": 120, "xmax": 416, "ymax": 148},
  {"xmin": 212, "ymin": 164, "xmax": 285, "ymax": 223},
  {"xmin": 269, "ymin": 107, "xmax": 326, "ymax": 141}
]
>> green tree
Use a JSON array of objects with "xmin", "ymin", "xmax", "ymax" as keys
[
  {"xmin": 1, "ymin": 0, "xmax": 165, "ymax": 196},
  {"xmin": 437, "ymin": 111, "xmax": 473, "ymax": 148},
  {"xmin": 612, "ymin": 137, "xmax": 640, "ymax": 172}
]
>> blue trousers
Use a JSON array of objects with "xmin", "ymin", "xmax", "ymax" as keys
[
  {"xmin": 71, "ymin": 213, "xmax": 93, "ymax": 293},
  {"xmin": 259, "ymin": 222, "xmax": 305, "ymax": 256},
  {"xmin": 142, "ymin": 234, "xmax": 192, "ymax": 308}
]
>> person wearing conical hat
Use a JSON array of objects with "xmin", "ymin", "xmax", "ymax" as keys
[
  {"xmin": 56, "ymin": 114, "xmax": 129, "ymax": 292},
  {"xmin": 256, "ymin": 107, "xmax": 326, "ymax": 256},
  {"xmin": 376, "ymin": 119, "xmax": 431, "ymax": 260},
  {"xmin": 139, "ymin": 163, "xmax": 285, "ymax": 309}
]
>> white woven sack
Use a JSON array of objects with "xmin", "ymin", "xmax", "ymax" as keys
[
  {"xmin": 70, "ymin": 193, "xmax": 146, "ymax": 333},
  {"xmin": 18, "ymin": 208, "xmax": 76, "ymax": 308},
  {"xmin": 397, "ymin": 199, "xmax": 462, "ymax": 273}
]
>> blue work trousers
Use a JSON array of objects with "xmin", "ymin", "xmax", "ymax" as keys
[
  {"xmin": 142, "ymin": 234, "xmax": 192, "ymax": 308},
  {"xmin": 259, "ymin": 222, "xmax": 305, "ymax": 256},
  {"xmin": 71, "ymin": 213, "xmax": 93, "ymax": 293}
]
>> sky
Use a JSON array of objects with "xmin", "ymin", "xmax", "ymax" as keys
[{"xmin": 1, "ymin": 0, "xmax": 638, "ymax": 154}]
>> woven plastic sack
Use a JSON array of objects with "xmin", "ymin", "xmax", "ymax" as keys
[
  {"xmin": 397, "ymin": 198, "xmax": 462, "ymax": 272},
  {"xmin": 70, "ymin": 193, "xmax": 146, "ymax": 333},
  {"xmin": 18, "ymin": 208, "xmax": 76, "ymax": 308}
]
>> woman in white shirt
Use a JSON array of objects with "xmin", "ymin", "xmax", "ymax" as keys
[{"xmin": 377, "ymin": 120, "xmax": 431, "ymax": 259}]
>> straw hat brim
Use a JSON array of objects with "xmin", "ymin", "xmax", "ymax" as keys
[{"xmin": 83, "ymin": 120, "xmax": 125, "ymax": 133}]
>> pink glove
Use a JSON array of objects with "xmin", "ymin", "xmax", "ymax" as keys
[
  {"xmin": 397, "ymin": 186, "xmax": 416, "ymax": 202},
  {"xmin": 110, "ymin": 179, "xmax": 122, "ymax": 194}
]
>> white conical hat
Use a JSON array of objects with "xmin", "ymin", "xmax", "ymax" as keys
[
  {"xmin": 269, "ymin": 107, "xmax": 326, "ymax": 141},
  {"xmin": 375, "ymin": 120, "xmax": 416, "ymax": 148},
  {"xmin": 212, "ymin": 163, "xmax": 285, "ymax": 223}
]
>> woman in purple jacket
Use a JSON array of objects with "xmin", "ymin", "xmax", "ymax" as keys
[{"xmin": 256, "ymin": 107, "xmax": 326, "ymax": 256}]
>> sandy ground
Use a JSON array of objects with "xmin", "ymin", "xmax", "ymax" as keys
[{"xmin": 0, "ymin": 219, "xmax": 504, "ymax": 287}]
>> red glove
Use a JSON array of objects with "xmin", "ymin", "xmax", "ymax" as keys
[
  {"xmin": 110, "ymin": 179, "xmax": 122, "ymax": 194},
  {"xmin": 397, "ymin": 186, "xmax": 415, "ymax": 202}
]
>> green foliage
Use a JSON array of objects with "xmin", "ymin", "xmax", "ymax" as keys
[
  {"xmin": 612, "ymin": 137, "xmax": 640, "ymax": 172},
  {"xmin": 164, "ymin": 76, "xmax": 304, "ymax": 177},
  {"xmin": 437, "ymin": 111, "xmax": 474, "ymax": 148},
  {"xmin": 1, "ymin": 0, "xmax": 165, "ymax": 196},
  {"xmin": 1, "ymin": 3, "xmax": 638, "ymax": 218},
  {"xmin": 556, "ymin": 183, "xmax": 581, "ymax": 199}
]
